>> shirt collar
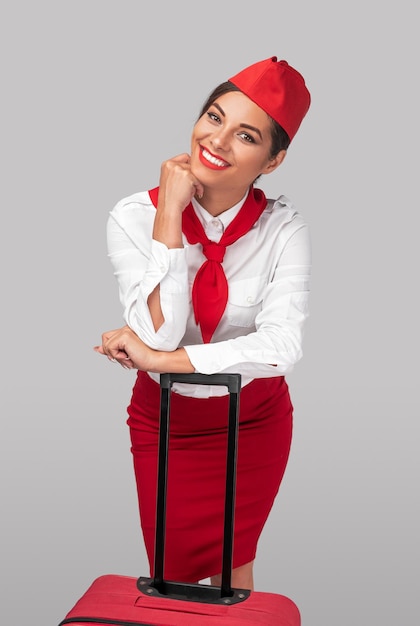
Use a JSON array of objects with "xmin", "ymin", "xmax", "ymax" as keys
[{"xmin": 191, "ymin": 189, "xmax": 249, "ymax": 231}]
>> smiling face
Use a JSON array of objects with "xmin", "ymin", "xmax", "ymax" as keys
[{"xmin": 190, "ymin": 90, "xmax": 286, "ymax": 205}]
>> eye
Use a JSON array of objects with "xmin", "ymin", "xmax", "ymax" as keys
[
  {"xmin": 207, "ymin": 111, "xmax": 221, "ymax": 123},
  {"xmin": 238, "ymin": 131, "xmax": 256, "ymax": 143}
]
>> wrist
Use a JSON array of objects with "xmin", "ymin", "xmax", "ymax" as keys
[
  {"xmin": 153, "ymin": 207, "xmax": 184, "ymax": 249},
  {"xmin": 152, "ymin": 347, "xmax": 195, "ymax": 374}
]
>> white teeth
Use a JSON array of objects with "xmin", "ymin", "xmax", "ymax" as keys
[{"xmin": 202, "ymin": 148, "xmax": 228, "ymax": 167}]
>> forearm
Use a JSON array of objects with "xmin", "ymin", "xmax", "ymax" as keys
[
  {"xmin": 147, "ymin": 285, "xmax": 165, "ymax": 332},
  {"xmin": 152, "ymin": 205, "xmax": 183, "ymax": 249},
  {"xmin": 150, "ymin": 347, "xmax": 195, "ymax": 374},
  {"xmin": 148, "ymin": 202, "xmax": 184, "ymax": 331},
  {"xmin": 184, "ymin": 324, "xmax": 305, "ymax": 377}
]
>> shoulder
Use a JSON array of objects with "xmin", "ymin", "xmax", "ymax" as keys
[
  {"xmin": 263, "ymin": 194, "xmax": 308, "ymax": 231},
  {"xmin": 109, "ymin": 190, "xmax": 155, "ymax": 221}
]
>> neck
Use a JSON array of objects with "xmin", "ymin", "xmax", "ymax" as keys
[{"xmin": 195, "ymin": 185, "xmax": 251, "ymax": 217}]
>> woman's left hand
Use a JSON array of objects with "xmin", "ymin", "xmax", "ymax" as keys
[{"xmin": 94, "ymin": 325, "xmax": 154, "ymax": 370}]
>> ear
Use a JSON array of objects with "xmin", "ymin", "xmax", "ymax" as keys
[{"xmin": 261, "ymin": 149, "xmax": 287, "ymax": 175}]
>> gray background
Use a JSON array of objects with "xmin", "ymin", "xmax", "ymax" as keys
[{"xmin": 1, "ymin": 1, "xmax": 418, "ymax": 624}]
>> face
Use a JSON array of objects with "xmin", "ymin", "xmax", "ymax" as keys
[{"xmin": 190, "ymin": 91, "xmax": 285, "ymax": 196}]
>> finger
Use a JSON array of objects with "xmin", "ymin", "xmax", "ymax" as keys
[
  {"xmin": 120, "ymin": 358, "xmax": 134, "ymax": 370},
  {"xmin": 101, "ymin": 329, "xmax": 121, "ymax": 343},
  {"xmin": 107, "ymin": 349, "xmax": 129, "ymax": 362},
  {"xmin": 194, "ymin": 181, "xmax": 205, "ymax": 199},
  {"xmin": 189, "ymin": 166, "xmax": 204, "ymax": 199},
  {"xmin": 111, "ymin": 354, "xmax": 134, "ymax": 369},
  {"xmin": 170, "ymin": 153, "xmax": 191, "ymax": 164}
]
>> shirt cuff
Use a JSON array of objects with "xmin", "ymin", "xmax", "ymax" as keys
[
  {"xmin": 184, "ymin": 341, "xmax": 236, "ymax": 374},
  {"xmin": 141, "ymin": 239, "xmax": 189, "ymax": 298}
]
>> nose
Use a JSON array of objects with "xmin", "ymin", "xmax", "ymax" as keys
[{"xmin": 211, "ymin": 127, "xmax": 230, "ymax": 151}]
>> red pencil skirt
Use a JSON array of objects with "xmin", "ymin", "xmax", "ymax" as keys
[{"xmin": 127, "ymin": 371, "xmax": 293, "ymax": 583}]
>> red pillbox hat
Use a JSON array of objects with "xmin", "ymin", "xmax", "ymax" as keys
[{"xmin": 228, "ymin": 56, "xmax": 311, "ymax": 142}]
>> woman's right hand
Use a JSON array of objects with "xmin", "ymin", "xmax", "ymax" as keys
[
  {"xmin": 152, "ymin": 153, "xmax": 203, "ymax": 250},
  {"xmin": 157, "ymin": 153, "xmax": 204, "ymax": 214}
]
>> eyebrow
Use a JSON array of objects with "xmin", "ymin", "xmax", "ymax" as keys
[{"xmin": 212, "ymin": 102, "xmax": 263, "ymax": 140}]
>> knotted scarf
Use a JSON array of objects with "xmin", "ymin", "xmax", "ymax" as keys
[{"xmin": 148, "ymin": 186, "xmax": 267, "ymax": 343}]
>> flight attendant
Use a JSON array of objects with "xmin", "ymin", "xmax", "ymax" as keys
[{"xmin": 96, "ymin": 56, "xmax": 311, "ymax": 591}]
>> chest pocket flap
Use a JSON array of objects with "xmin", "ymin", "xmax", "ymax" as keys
[{"xmin": 227, "ymin": 275, "xmax": 266, "ymax": 327}]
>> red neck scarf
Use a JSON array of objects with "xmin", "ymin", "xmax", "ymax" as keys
[{"xmin": 148, "ymin": 186, "xmax": 267, "ymax": 343}]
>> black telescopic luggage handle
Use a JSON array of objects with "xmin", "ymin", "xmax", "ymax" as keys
[{"xmin": 137, "ymin": 372, "xmax": 250, "ymax": 605}]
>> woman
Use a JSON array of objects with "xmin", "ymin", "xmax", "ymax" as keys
[{"xmin": 95, "ymin": 56, "xmax": 311, "ymax": 591}]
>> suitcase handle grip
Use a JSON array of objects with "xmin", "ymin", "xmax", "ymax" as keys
[{"xmin": 160, "ymin": 372, "xmax": 241, "ymax": 394}]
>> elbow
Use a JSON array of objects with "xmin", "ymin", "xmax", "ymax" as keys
[{"xmin": 125, "ymin": 309, "xmax": 186, "ymax": 352}]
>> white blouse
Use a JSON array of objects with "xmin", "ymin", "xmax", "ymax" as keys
[{"xmin": 107, "ymin": 189, "xmax": 311, "ymax": 397}]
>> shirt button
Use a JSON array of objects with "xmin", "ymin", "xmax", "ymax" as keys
[
  {"xmin": 247, "ymin": 296, "xmax": 254, "ymax": 303},
  {"xmin": 160, "ymin": 265, "xmax": 166, "ymax": 272}
]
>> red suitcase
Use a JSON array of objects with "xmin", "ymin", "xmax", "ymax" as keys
[{"xmin": 58, "ymin": 373, "xmax": 301, "ymax": 626}]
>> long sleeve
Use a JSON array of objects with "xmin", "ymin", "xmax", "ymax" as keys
[{"xmin": 107, "ymin": 192, "xmax": 190, "ymax": 350}]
